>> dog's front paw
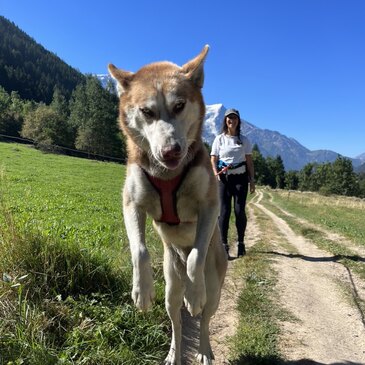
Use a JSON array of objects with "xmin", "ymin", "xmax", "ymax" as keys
[
  {"xmin": 132, "ymin": 286, "xmax": 155, "ymax": 311},
  {"xmin": 164, "ymin": 349, "xmax": 179, "ymax": 365},
  {"xmin": 132, "ymin": 274, "xmax": 155, "ymax": 311},
  {"xmin": 195, "ymin": 352, "xmax": 214, "ymax": 365},
  {"xmin": 184, "ymin": 279, "xmax": 206, "ymax": 317}
]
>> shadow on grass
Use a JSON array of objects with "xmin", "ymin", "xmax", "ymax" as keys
[{"xmin": 230, "ymin": 355, "xmax": 364, "ymax": 365}]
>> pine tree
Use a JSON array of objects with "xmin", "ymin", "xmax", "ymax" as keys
[
  {"xmin": 252, "ymin": 144, "xmax": 270, "ymax": 186},
  {"xmin": 298, "ymin": 163, "xmax": 316, "ymax": 191}
]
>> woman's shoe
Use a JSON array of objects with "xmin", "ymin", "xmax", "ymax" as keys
[{"xmin": 237, "ymin": 242, "xmax": 246, "ymax": 257}]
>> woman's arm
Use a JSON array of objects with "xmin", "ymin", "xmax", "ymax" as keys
[{"xmin": 210, "ymin": 155, "xmax": 220, "ymax": 180}]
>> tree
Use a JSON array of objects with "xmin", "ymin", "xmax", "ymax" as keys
[
  {"xmin": 266, "ymin": 155, "xmax": 285, "ymax": 188},
  {"xmin": 327, "ymin": 156, "xmax": 360, "ymax": 196},
  {"xmin": 50, "ymin": 87, "xmax": 69, "ymax": 120},
  {"xmin": 0, "ymin": 87, "xmax": 31, "ymax": 137},
  {"xmin": 358, "ymin": 173, "xmax": 365, "ymax": 198},
  {"xmin": 284, "ymin": 171, "xmax": 299, "ymax": 190},
  {"xmin": 0, "ymin": 87, "xmax": 11, "ymax": 134},
  {"xmin": 21, "ymin": 104, "xmax": 73, "ymax": 148},
  {"xmin": 298, "ymin": 163, "xmax": 316, "ymax": 191},
  {"xmin": 312, "ymin": 163, "xmax": 332, "ymax": 194},
  {"xmin": 297, "ymin": 157, "xmax": 360, "ymax": 197},
  {"xmin": 68, "ymin": 76, "xmax": 125, "ymax": 158},
  {"xmin": 252, "ymin": 144, "xmax": 270, "ymax": 185}
]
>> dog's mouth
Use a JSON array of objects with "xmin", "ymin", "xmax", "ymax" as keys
[
  {"xmin": 161, "ymin": 156, "xmax": 181, "ymax": 170},
  {"xmin": 158, "ymin": 143, "xmax": 184, "ymax": 170}
]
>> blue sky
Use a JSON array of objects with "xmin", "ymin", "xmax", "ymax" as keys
[{"xmin": 1, "ymin": 0, "xmax": 364, "ymax": 158}]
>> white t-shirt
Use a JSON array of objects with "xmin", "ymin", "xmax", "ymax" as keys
[{"xmin": 210, "ymin": 133, "xmax": 252, "ymax": 175}]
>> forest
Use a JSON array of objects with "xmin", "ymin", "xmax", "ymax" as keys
[
  {"xmin": 1, "ymin": 78, "xmax": 364, "ymax": 198},
  {"xmin": 0, "ymin": 16, "xmax": 84, "ymax": 103}
]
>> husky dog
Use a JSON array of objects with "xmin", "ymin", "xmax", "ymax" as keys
[{"xmin": 108, "ymin": 45, "xmax": 227, "ymax": 364}]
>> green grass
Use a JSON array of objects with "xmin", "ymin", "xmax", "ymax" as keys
[
  {"xmin": 3, "ymin": 143, "xmax": 363, "ymax": 364},
  {"xmin": 260, "ymin": 190, "xmax": 365, "ymax": 281},
  {"xmin": 269, "ymin": 190, "xmax": 365, "ymax": 245},
  {"xmin": 0, "ymin": 143, "xmax": 169, "ymax": 364},
  {"xmin": 0, "ymin": 143, "xmax": 125, "ymax": 253},
  {"xmin": 252, "ymin": 189, "xmax": 365, "ymax": 337},
  {"xmin": 229, "ymin": 242, "xmax": 281, "ymax": 364},
  {"xmin": 225, "ymin": 200, "xmax": 284, "ymax": 364}
]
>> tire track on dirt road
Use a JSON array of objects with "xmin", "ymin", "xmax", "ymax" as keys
[{"xmin": 253, "ymin": 190, "xmax": 365, "ymax": 363}]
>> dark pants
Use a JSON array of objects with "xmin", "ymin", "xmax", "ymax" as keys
[{"xmin": 218, "ymin": 173, "xmax": 249, "ymax": 245}]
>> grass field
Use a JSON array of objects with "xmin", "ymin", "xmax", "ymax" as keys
[
  {"xmin": 268, "ymin": 189, "xmax": 365, "ymax": 245},
  {"xmin": 1, "ymin": 142, "xmax": 364, "ymax": 364},
  {"xmin": 0, "ymin": 143, "xmax": 168, "ymax": 364}
]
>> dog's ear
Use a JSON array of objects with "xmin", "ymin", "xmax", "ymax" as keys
[
  {"xmin": 108, "ymin": 64, "xmax": 134, "ymax": 97},
  {"xmin": 181, "ymin": 45, "xmax": 209, "ymax": 88}
]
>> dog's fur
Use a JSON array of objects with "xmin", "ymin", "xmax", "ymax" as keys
[{"xmin": 108, "ymin": 46, "xmax": 227, "ymax": 364}]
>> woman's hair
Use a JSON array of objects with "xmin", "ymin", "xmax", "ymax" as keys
[{"xmin": 220, "ymin": 115, "xmax": 242, "ymax": 142}]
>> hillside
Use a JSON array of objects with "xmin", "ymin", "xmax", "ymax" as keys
[{"xmin": 0, "ymin": 16, "xmax": 84, "ymax": 103}]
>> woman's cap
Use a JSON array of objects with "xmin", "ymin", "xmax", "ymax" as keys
[{"xmin": 224, "ymin": 108, "xmax": 240, "ymax": 118}]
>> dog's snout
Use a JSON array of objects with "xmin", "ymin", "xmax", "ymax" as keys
[{"xmin": 161, "ymin": 143, "xmax": 182, "ymax": 159}]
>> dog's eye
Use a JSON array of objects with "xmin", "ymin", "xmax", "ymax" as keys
[
  {"xmin": 140, "ymin": 107, "xmax": 155, "ymax": 118},
  {"xmin": 173, "ymin": 101, "xmax": 185, "ymax": 114}
]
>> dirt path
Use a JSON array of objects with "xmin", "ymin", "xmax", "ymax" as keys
[
  {"xmin": 253, "ymin": 191, "xmax": 365, "ymax": 363},
  {"xmin": 182, "ymin": 189, "xmax": 365, "ymax": 364},
  {"xmin": 181, "ymin": 205, "xmax": 260, "ymax": 364}
]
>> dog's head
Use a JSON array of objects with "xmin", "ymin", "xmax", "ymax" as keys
[{"xmin": 108, "ymin": 45, "xmax": 209, "ymax": 171}]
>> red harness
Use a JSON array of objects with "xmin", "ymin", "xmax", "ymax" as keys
[{"xmin": 143, "ymin": 169, "xmax": 188, "ymax": 225}]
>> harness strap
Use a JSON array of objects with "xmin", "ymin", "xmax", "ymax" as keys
[{"xmin": 143, "ymin": 168, "xmax": 189, "ymax": 225}]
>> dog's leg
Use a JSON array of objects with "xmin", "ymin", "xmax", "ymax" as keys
[
  {"xmin": 163, "ymin": 246, "xmax": 185, "ymax": 365},
  {"xmin": 123, "ymin": 192, "xmax": 155, "ymax": 311},
  {"xmin": 196, "ymin": 229, "xmax": 227, "ymax": 364},
  {"xmin": 185, "ymin": 202, "xmax": 219, "ymax": 317}
]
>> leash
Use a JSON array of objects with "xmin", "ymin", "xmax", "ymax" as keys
[
  {"xmin": 215, "ymin": 160, "xmax": 246, "ymax": 176},
  {"xmin": 215, "ymin": 164, "xmax": 232, "ymax": 176}
]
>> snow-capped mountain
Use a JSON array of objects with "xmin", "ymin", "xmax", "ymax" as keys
[
  {"xmin": 355, "ymin": 152, "xmax": 365, "ymax": 162},
  {"xmin": 96, "ymin": 74, "xmax": 114, "ymax": 89},
  {"xmin": 96, "ymin": 75, "xmax": 363, "ymax": 171},
  {"xmin": 204, "ymin": 104, "xmax": 361, "ymax": 171}
]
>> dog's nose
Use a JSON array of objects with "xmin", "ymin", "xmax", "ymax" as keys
[{"xmin": 161, "ymin": 143, "xmax": 182, "ymax": 160}]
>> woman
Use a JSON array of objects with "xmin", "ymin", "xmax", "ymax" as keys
[{"xmin": 210, "ymin": 108, "xmax": 255, "ymax": 258}]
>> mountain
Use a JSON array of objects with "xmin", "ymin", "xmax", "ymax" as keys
[
  {"xmin": 356, "ymin": 162, "xmax": 365, "ymax": 173},
  {"xmin": 0, "ymin": 16, "xmax": 84, "ymax": 103},
  {"xmin": 95, "ymin": 74, "xmax": 113, "ymax": 89},
  {"xmin": 355, "ymin": 152, "xmax": 365, "ymax": 162},
  {"xmin": 204, "ymin": 104, "xmax": 361, "ymax": 171},
  {"xmin": 96, "ymin": 75, "xmax": 362, "ymax": 171}
]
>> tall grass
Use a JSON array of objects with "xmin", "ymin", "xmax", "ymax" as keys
[
  {"xmin": 224, "ymin": 196, "xmax": 283, "ymax": 364},
  {"xmin": 270, "ymin": 189, "xmax": 365, "ymax": 245},
  {"xmin": 0, "ymin": 143, "xmax": 169, "ymax": 364}
]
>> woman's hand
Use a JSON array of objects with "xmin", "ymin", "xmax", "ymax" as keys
[{"xmin": 249, "ymin": 180, "xmax": 255, "ymax": 194}]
